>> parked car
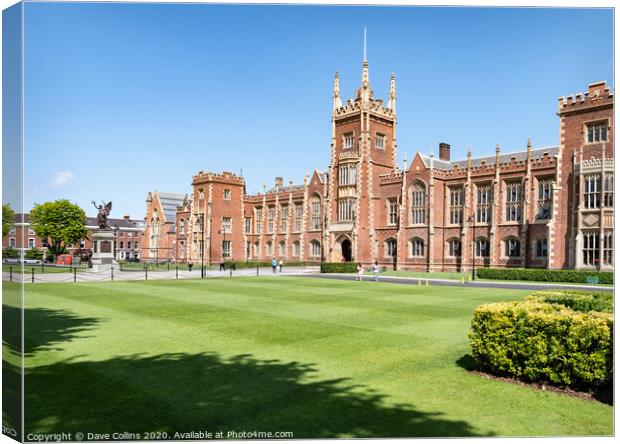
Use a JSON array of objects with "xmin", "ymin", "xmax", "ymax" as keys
[
  {"xmin": 3, "ymin": 258, "xmax": 21, "ymax": 264},
  {"xmin": 3, "ymin": 258, "xmax": 41, "ymax": 265}
]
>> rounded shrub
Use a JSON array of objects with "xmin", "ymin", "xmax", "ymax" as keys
[{"xmin": 469, "ymin": 300, "xmax": 613, "ymax": 389}]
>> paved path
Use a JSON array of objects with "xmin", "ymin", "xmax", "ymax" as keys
[
  {"xmin": 3, "ymin": 266, "xmax": 320, "ymax": 284},
  {"xmin": 305, "ymin": 273, "xmax": 614, "ymax": 293},
  {"xmin": 4, "ymin": 267, "xmax": 612, "ymax": 293}
]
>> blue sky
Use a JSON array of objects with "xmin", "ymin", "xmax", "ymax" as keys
[{"xmin": 16, "ymin": 2, "xmax": 614, "ymax": 219}]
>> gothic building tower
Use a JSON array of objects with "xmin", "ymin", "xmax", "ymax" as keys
[{"xmin": 327, "ymin": 60, "xmax": 398, "ymax": 264}]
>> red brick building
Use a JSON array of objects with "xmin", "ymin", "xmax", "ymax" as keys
[
  {"xmin": 147, "ymin": 60, "xmax": 614, "ymax": 271},
  {"xmin": 3, "ymin": 214, "xmax": 144, "ymax": 261},
  {"xmin": 141, "ymin": 191, "xmax": 186, "ymax": 263}
]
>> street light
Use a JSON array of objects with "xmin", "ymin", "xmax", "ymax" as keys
[
  {"xmin": 321, "ymin": 214, "xmax": 327, "ymax": 263},
  {"xmin": 199, "ymin": 213, "xmax": 205, "ymax": 278},
  {"xmin": 468, "ymin": 214, "xmax": 476, "ymax": 281},
  {"xmin": 113, "ymin": 223, "xmax": 119, "ymax": 262},
  {"xmin": 208, "ymin": 202, "xmax": 213, "ymax": 266}
]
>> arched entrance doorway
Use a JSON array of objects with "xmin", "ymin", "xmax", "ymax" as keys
[{"xmin": 341, "ymin": 239, "xmax": 352, "ymax": 262}]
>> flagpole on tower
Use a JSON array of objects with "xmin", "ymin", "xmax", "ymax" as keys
[{"xmin": 363, "ymin": 26, "xmax": 367, "ymax": 60}]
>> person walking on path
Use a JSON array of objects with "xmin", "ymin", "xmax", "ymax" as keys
[
  {"xmin": 356, "ymin": 263, "xmax": 364, "ymax": 281},
  {"xmin": 219, "ymin": 259, "xmax": 226, "ymax": 271},
  {"xmin": 279, "ymin": 259, "xmax": 283, "ymax": 273},
  {"xmin": 272, "ymin": 257, "xmax": 278, "ymax": 273},
  {"xmin": 188, "ymin": 260, "xmax": 193, "ymax": 272},
  {"xmin": 372, "ymin": 261, "xmax": 380, "ymax": 282}
]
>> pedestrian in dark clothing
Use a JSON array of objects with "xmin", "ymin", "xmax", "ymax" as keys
[
  {"xmin": 220, "ymin": 260, "xmax": 226, "ymax": 271},
  {"xmin": 188, "ymin": 261, "xmax": 193, "ymax": 272}
]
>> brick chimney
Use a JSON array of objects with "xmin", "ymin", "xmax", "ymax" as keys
[
  {"xmin": 439, "ymin": 143, "xmax": 451, "ymax": 162},
  {"xmin": 275, "ymin": 177, "xmax": 283, "ymax": 189}
]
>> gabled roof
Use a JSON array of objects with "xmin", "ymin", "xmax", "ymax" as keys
[
  {"xmin": 451, "ymin": 146, "xmax": 559, "ymax": 169},
  {"xmin": 266, "ymin": 184, "xmax": 305, "ymax": 194},
  {"xmin": 86, "ymin": 217, "xmax": 145, "ymax": 230},
  {"xmin": 12, "ymin": 214, "xmax": 143, "ymax": 230},
  {"xmin": 418, "ymin": 154, "xmax": 451, "ymax": 170},
  {"xmin": 418, "ymin": 146, "xmax": 559, "ymax": 171}
]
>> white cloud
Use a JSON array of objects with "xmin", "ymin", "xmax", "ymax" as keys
[{"xmin": 51, "ymin": 171, "xmax": 76, "ymax": 188}]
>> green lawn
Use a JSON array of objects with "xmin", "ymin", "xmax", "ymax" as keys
[{"xmin": 3, "ymin": 277, "xmax": 613, "ymax": 438}]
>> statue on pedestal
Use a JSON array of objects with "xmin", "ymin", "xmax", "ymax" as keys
[
  {"xmin": 89, "ymin": 200, "xmax": 119, "ymax": 273},
  {"xmin": 92, "ymin": 201, "xmax": 112, "ymax": 230}
]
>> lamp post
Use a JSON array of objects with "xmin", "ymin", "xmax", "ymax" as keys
[
  {"xmin": 351, "ymin": 212, "xmax": 356, "ymax": 263},
  {"xmin": 113, "ymin": 224, "xmax": 119, "ymax": 262},
  {"xmin": 219, "ymin": 227, "xmax": 227, "ymax": 263},
  {"xmin": 393, "ymin": 210, "xmax": 399, "ymax": 271},
  {"xmin": 208, "ymin": 202, "xmax": 213, "ymax": 267},
  {"xmin": 321, "ymin": 214, "xmax": 327, "ymax": 264},
  {"xmin": 468, "ymin": 214, "xmax": 476, "ymax": 281},
  {"xmin": 199, "ymin": 213, "xmax": 205, "ymax": 278}
]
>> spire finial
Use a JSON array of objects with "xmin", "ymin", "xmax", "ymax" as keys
[
  {"xmin": 387, "ymin": 72, "xmax": 397, "ymax": 112},
  {"xmin": 359, "ymin": 59, "xmax": 371, "ymax": 103},
  {"xmin": 333, "ymin": 71, "xmax": 342, "ymax": 110}
]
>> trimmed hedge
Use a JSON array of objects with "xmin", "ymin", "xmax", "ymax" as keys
[
  {"xmin": 224, "ymin": 261, "xmax": 317, "ymax": 269},
  {"xmin": 476, "ymin": 267, "xmax": 613, "ymax": 284},
  {"xmin": 320, "ymin": 262, "xmax": 358, "ymax": 273},
  {"xmin": 526, "ymin": 290, "xmax": 613, "ymax": 314},
  {"xmin": 469, "ymin": 301, "xmax": 613, "ymax": 389}
]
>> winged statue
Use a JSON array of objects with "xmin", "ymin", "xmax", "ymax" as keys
[{"xmin": 92, "ymin": 200, "xmax": 112, "ymax": 230}]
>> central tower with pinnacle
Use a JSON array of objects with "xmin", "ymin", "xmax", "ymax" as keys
[{"xmin": 326, "ymin": 56, "xmax": 398, "ymax": 264}]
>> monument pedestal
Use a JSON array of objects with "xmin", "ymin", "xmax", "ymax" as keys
[{"xmin": 90, "ymin": 230, "xmax": 120, "ymax": 273}]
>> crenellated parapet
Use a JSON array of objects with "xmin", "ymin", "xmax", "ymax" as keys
[
  {"xmin": 192, "ymin": 170, "xmax": 245, "ymax": 186},
  {"xmin": 333, "ymin": 98, "xmax": 396, "ymax": 120},
  {"xmin": 557, "ymin": 81, "xmax": 614, "ymax": 115},
  {"xmin": 576, "ymin": 157, "xmax": 615, "ymax": 174},
  {"xmin": 379, "ymin": 170, "xmax": 404, "ymax": 184}
]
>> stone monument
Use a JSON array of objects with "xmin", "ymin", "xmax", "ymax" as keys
[{"xmin": 89, "ymin": 200, "xmax": 120, "ymax": 273}]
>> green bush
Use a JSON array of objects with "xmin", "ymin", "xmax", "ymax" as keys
[
  {"xmin": 320, "ymin": 262, "xmax": 358, "ymax": 273},
  {"xmin": 469, "ymin": 301, "xmax": 613, "ymax": 389},
  {"xmin": 526, "ymin": 290, "xmax": 613, "ymax": 314},
  {"xmin": 24, "ymin": 247, "xmax": 44, "ymax": 260},
  {"xmin": 2, "ymin": 246, "xmax": 19, "ymax": 258},
  {"xmin": 476, "ymin": 267, "xmax": 613, "ymax": 284}
]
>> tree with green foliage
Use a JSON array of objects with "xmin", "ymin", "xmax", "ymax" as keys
[
  {"xmin": 2, "ymin": 203, "xmax": 15, "ymax": 238},
  {"xmin": 29, "ymin": 200, "xmax": 89, "ymax": 259}
]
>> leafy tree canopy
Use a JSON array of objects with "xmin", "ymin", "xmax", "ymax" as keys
[
  {"xmin": 29, "ymin": 200, "xmax": 89, "ymax": 257},
  {"xmin": 2, "ymin": 203, "xmax": 15, "ymax": 238}
]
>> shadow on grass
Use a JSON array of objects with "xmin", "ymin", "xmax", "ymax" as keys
[
  {"xmin": 3, "ymin": 305, "xmax": 100, "ymax": 357},
  {"xmin": 456, "ymin": 354, "xmax": 613, "ymax": 406},
  {"xmin": 3, "ymin": 304, "xmax": 101, "ymax": 440},
  {"xmin": 26, "ymin": 352, "xmax": 492, "ymax": 438}
]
